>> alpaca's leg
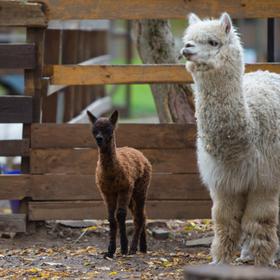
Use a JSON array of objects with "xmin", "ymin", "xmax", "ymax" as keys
[
  {"xmin": 130, "ymin": 173, "xmax": 149, "ymax": 255},
  {"xmin": 241, "ymin": 189, "xmax": 279, "ymax": 266},
  {"xmin": 104, "ymin": 194, "xmax": 117, "ymax": 259},
  {"xmin": 236, "ymin": 236, "xmax": 254, "ymax": 263},
  {"xmin": 139, "ymin": 223, "xmax": 147, "ymax": 253},
  {"xmin": 129, "ymin": 195, "xmax": 146, "ymax": 255},
  {"xmin": 117, "ymin": 190, "xmax": 132, "ymax": 255},
  {"xmin": 210, "ymin": 191, "xmax": 245, "ymax": 264},
  {"xmin": 129, "ymin": 200, "xmax": 146, "ymax": 253}
]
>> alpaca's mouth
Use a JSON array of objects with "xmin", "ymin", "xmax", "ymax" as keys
[
  {"xmin": 185, "ymin": 53, "xmax": 197, "ymax": 62},
  {"xmin": 180, "ymin": 47, "xmax": 196, "ymax": 60}
]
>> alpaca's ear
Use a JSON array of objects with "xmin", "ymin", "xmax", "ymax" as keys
[
  {"xmin": 220, "ymin": 12, "xmax": 232, "ymax": 34},
  {"xmin": 87, "ymin": 110, "xmax": 97, "ymax": 124},
  {"xmin": 188, "ymin": 13, "xmax": 201, "ymax": 25},
  {"xmin": 109, "ymin": 110, "xmax": 119, "ymax": 127}
]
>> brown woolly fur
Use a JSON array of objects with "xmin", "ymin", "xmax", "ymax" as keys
[{"xmin": 87, "ymin": 110, "xmax": 152, "ymax": 259}]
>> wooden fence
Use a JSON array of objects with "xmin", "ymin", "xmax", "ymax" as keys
[{"xmin": 0, "ymin": 0, "xmax": 279, "ymax": 229}]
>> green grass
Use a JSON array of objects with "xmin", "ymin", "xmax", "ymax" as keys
[
  {"xmin": 108, "ymin": 57, "xmax": 157, "ymax": 118},
  {"xmin": 108, "ymin": 19, "xmax": 188, "ymax": 119}
]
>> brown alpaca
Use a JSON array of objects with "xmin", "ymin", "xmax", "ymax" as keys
[{"xmin": 87, "ymin": 110, "xmax": 152, "ymax": 259}]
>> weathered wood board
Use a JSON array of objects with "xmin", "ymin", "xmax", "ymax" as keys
[
  {"xmin": 0, "ymin": 1, "xmax": 46, "ymax": 27},
  {"xmin": 0, "ymin": 96, "xmax": 32, "ymax": 123},
  {"xmin": 0, "ymin": 44, "xmax": 36, "ymax": 69},
  {"xmin": 0, "ymin": 140, "xmax": 29, "ymax": 156},
  {"xmin": 49, "ymin": 63, "xmax": 280, "ymax": 85},
  {"xmin": 0, "ymin": 174, "xmax": 208, "ymax": 201},
  {"xmin": 30, "ymin": 148, "xmax": 198, "ymax": 174},
  {"xmin": 29, "ymin": 200, "xmax": 212, "ymax": 220},
  {"xmin": 31, "ymin": 123, "xmax": 196, "ymax": 149},
  {"xmin": 38, "ymin": 0, "xmax": 280, "ymax": 20}
]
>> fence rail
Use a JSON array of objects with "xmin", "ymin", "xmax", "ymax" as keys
[
  {"xmin": 0, "ymin": 44, "xmax": 36, "ymax": 69},
  {"xmin": 0, "ymin": 174, "xmax": 208, "ymax": 201},
  {"xmin": 37, "ymin": 0, "xmax": 280, "ymax": 20},
  {"xmin": 0, "ymin": 96, "xmax": 33, "ymax": 123},
  {"xmin": 47, "ymin": 63, "xmax": 280, "ymax": 85},
  {"xmin": 0, "ymin": 140, "xmax": 30, "ymax": 157},
  {"xmin": 28, "ymin": 200, "xmax": 212, "ymax": 220},
  {"xmin": 31, "ymin": 123, "xmax": 196, "ymax": 148},
  {"xmin": 0, "ymin": 1, "xmax": 46, "ymax": 27}
]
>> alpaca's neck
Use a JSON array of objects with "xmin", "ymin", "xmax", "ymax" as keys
[
  {"xmin": 194, "ymin": 63, "xmax": 251, "ymax": 160},
  {"xmin": 98, "ymin": 136, "xmax": 118, "ymax": 171}
]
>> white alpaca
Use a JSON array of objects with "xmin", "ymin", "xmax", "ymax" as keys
[{"xmin": 181, "ymin": 13, "xmax": 280, "ymax": 266}]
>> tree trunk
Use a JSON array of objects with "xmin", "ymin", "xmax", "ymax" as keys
[{"xmin": 134, "ymin": 19, "xmax": 195, "ymax": 124}]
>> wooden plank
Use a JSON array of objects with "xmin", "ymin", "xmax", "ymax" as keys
[
  {"xmin": 42, "ymin": 29, "xmax": 61, "ymax": 123},
  {"xmin": 25, "ymin": 28, "xmax": 45, "ymax": 122},
  {"xmin": 31, "ymin": 123, "xmax": 196, "ymax": 149},
  {"xmin": 0, "ymin": 214, "xmax": 26, "ymax": 233},
  {"xmin": 0, "ymin": 174, "xmax": 209, "ymax": 201},
  {"xmin": 0, "ymin": 96, "xmax": 32, "ymax": 123},
  {"xmin": 0, "ymin": 139, "xmax": 29, "ymax": 156},
  {"xmin": 22, "ymin": 28, "xmax": 46, "ymax": 174},
  {"xmin": 50, "ymin": 64, "xmax": 191, "ymax": 85},
  {"xmin": 0, "ymin": 44, "xmax": 35, "ymax": 69},
  {"xmin": 30, "ymin": 148, "xmax": 198, "ymax": 174},
  {"xmin": 0, "ymin": 175, "xmax": 30, "ymax": 200},
  {"xmin": 61, "ymin": 30, "xmax": 79, "ymax": 121},
  {"xmin": 0, "ymin": 1, "xmax": 46, "ymax": 27},
  {"xmin": 49, "ymin": 63, "xmax": 280, "ymax": 85},
  {"xmin": 28, "ymin": 174, "xmax": 208, "ymax": 200},
  {"xmin": 38, "ymin": 0, "xmax": 280, "ymax": 20},
  {"xmin": 28, "ymin": 200, "xmax": 212, "ymax": 220},
  {"xmin": 47, "ymin": 55, "xmax": 111, "ymax": 96}
]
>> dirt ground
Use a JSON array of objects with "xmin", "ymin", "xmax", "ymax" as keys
[
  {"xmin": 1, "ymin": 218, "xmax": 279, "ymax": 279},
  {"xmin": 0, "ymin": 219, "xmax": 214, "ymax": 280}
]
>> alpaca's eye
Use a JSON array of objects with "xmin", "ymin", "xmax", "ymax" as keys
[{"xmin": 208, "ymin": 40, "xmax": 219, "ymax": 47}]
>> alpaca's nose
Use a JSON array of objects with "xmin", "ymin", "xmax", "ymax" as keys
[
  {"xmin": 185, "ymin": 43, "xmax": 195, "ymax": 48},
  {"xmin": 96, "ymin": 135, "xmax": 103, "ymax": 145}
]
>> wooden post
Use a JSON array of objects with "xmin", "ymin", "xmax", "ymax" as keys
[
  {"xmin": 42, "ymin": 29, "xmax": 61, "ymax": 122},
  {"xmin": 62, "ymin": 30, "xmax": 79, "ymax": 121},
  {"xmin": 22, "ymin": 27, "xmax": 46, "ymax": 227},
  {"xmin": 184, "ymin": 265, "xmax": 280, "ymax": 280}
]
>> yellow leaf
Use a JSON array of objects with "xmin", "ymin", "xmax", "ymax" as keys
[
  {"xmin": 201, "ymin": 219, "xmax": 211, "ymax": 225},
  {"xmin": 109, "ymin": 271, "xmax": 118, "ymax": 276},
  {"xmin": 184, "ymin": 225, "xmax": 196, "ymax": 231},
  {"xmin": 27, "ymin": 268, "xmax": 40, "ymax": 274},
  {"xmin": 82, "ymin": 226, "xmax": 97, "ymax": 232}
]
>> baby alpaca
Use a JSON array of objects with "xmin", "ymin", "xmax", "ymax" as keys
[
  {"xmin": 182, "ymin": 13, "xmax": 280, "ymax": 266},
  {"xmin": 87, "ymin": 110, "xmax": 152, "ymax": 258}
]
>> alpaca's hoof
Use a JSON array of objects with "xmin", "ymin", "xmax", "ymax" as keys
[
  {"xmin": 128, "ymin": 248, "xmax": 137, "ymax": 255},
  {"xmin": 121, "ymin": 248, "xmax": 128, "ymax": 255},
  {"xmin": 103, "ymin": 252, "xmax": 114, "ymax": 260},
  {"xmin": 235, "ymin": 255, "xmax": 254, "ymax": 264},
  {"xmin": 269, "ymin": 261, "xmax": 277, "ymax": 268},
  {"xmin": 140, "ymin": 248, "xmax": 147, "ymax": 254}
]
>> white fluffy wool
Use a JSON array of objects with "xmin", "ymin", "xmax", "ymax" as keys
[{"xmin": 182, "ymin": 13, "xmax": 280, "ymax": 265}]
